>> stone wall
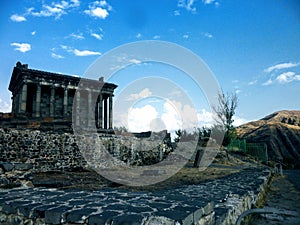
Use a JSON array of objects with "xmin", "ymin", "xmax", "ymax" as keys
[
  {"xmin": 0, "ymin": 128, "xmax": 86, "ymax": 172},
  {"xmin": 0, "ymin": 128, "xmax": 173, "ymax": 173}
]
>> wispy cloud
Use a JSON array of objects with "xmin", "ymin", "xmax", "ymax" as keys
[
  {"xmin": 178, "ymin": 0, "xmax": 197, "ymax": 13},
  {"xmin": 10, "ymin": 14, "xmax": 26, "ymax": 22},
  {"xmin": 0, "ymin": 97, "xmax": 11, "ymax": 113},
  {"xmin": 248, "ymin": 80, "xmax": 257, "ymax": 85},
  {"xmin": 136, "ymin": 33, "xmax": 142, "ymax": 38},
  {"xmin": 73, "ymin": 49, "xmax": 101, "ymax": 56},
  {"xmin": 262, "ymin": 79, "xmax": 273, "ymax": 86},
  {"xmin": 128, "ymin": 88, "xmax": 152, "ymax": 101},
  {"xmin": 276, "ymin": 71, "xmax": 300, "ymax": 84},
  {"xmin": 262, "ymin": 61, "xmax": 300, "ymax": 85},
  {"xmin": 183, "ymin": 34, "xmax": 189, "ymax": 39},
  {"xmin": 202, "ymin": 0, "xmax": 220, "ymax": 7},
  {"xmin": 203, "ymin": 32, "xmax": 213, "ymax": 38},
  {"xmin": 91, "ymin": 33, "xmax": 103, "ymax": 40},
  {"xmin": 264, "ymin": 62, "xmax": 300, "ymax": 73},
  {"xmin": 13, "ymin": 0, "xmax": 80, "ymax": 20},
  {"xmin": 51, "ymin": 52, "xmax": 64, "ymax": 59},
  {"xmin": 153, "ymin": 35, "xmax": 160, "ymax": 39},
  {"xmin": 174, "ymin": 10, "xmax": 180, "ymax": 16},
  {"xmin": 129, "ymin": 59, "xmax": 142, "ymax": 64},
  {"xmin": 84, "ymin": 1, "xmax": 112, "ymax": 19},
  {"xmin": 10, "ymin": 43, "xmax": 31, "ymax": 53},
  {"xmin": 69, "ymin": 32, "xmax": 84, "ymax": 40}
]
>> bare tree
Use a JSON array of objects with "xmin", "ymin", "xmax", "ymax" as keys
[{"xmin": 213, "ymin": 91, "xmax": 238, "ymax": 146}]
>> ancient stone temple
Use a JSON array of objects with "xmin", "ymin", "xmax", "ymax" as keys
[{"xmin": 2, "ymin": 62, "xmax": 117, "ymax": 132}]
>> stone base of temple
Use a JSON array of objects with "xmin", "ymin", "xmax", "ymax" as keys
[{"xmin": 0, "ymin": 113, "xmax": 114, "ymax": 134}]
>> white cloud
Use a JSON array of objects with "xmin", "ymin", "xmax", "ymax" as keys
[
  {"xmin": 248, "ymin": 80, "xmax": 257, "ymax": 85},
  {"xmin": 0, "ymin": 97, "xmax": 11, "ymax": 113},
  {"xmin": 162, "ymin": 100, "xmax": 198, "ymax": 131},
  {"xmin": 235, "ymin": 89, "xmax": 242, "ymax": 94},
  {"xmin": 11, "ymin": 43, "xmax": 31, "ymax": 53},
  {"xmin": 73, "ymin": 49, "xmax": 101, "ymax": 56},
  {"xmin": 128, "ymin": 105, "xmax": 158, "ymax": 132},
  {"xmin": 153, "ymin": 35, "xmax": 160, "ymax": 39},
  {"xmin": 31, "ymin": 5, "xmax": 65, "ymax": 18},
  {"xmin": 264, "ymin": 62, "xmax": 300, "ymax": 73},
  {"xmin": 30, "ymin": 0, "xmax": 80, "ymax": 19},
  {"xmin": 203, "ymin": 32, "xmax": 213, "ymax": 38},
  {"xmin": 178, "ymin": 0, "xmax": 197, "ymax": 13},
  {"xmin": 183, "ymin": 34, "xmax": 189, "ymax": 39},
  {"xmin": 161, "ymin": 102, "xmax": 183, "ymax": 132},
  {"xmin": 276, "ymin": 71, "xmax": 300, "ymax": 83},
  {"xmin": 197, "ymin": 109, "xmax": 214, "ymax": 128},
  {"xmin": 91, "ymin": 33, "xmax": 103, "ymax": 40},
  {"xmin": 51, "ymin": 52, "xmax": 64, "ymax": 59},
  {"xmin": 128, "ymin": 88, "xmax": 152, "ymax": 101},
  {"xmin": 10, "ymin": 14, "xmax": 26, "ymax": 22},
  {"xmin": 70, "ymin": 33, "xmax": 84, "ymax": 40},
  {"xmin": 84, "ymin": 1, "xmax": 112, "ymax": 19},
  {"xmin": 197, "ymin": 109, "xmax": 247, "ymax": 128},
  {"xmin": 31, "ymin": 31, "xmax": 36, "ymax": 35},
  {"xmin": 174, "ymin": 10, "xmax": 180, "ymax": 16},
  {"xmin": 202, "ymin": 0, "xmax": 220, "ymax": 6},
  {"xmin": 262, "ymin": 79, "xmax": 273, "ymax": 86},
  {"xmin": 129, "ymin": 59, "xmax": 142, "ymax": 64},
  {"xmin": 136, "ymin": 33, "xmax": 142, "ymax": 38},
  {"xmin": 203, "ymin": 0, "xmax": 214, "ymax": 4},
  {"xmin": 232, "ymin": 115, "xmax": 248, "ymax": 127}
]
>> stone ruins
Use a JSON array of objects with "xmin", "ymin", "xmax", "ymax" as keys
[{"xmin": 1, "ymin": 62, "xmax": 117, "ymax": 132}]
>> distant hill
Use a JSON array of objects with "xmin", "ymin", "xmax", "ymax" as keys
[{"xmin": 236, "ymin": 110, "xmax": 300, "ymax": 168}]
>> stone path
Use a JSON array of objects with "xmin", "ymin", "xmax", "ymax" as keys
[
  {"xmin": 0, "ymin": 168, "xmax": 270, "ymax": 225},
  {"xmin": 248, "ymin": 170, "xmax": 300, "ymax": 225}
]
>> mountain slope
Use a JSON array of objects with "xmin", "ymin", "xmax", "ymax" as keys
[{"xmin": 237, "ymin": 110, "xmax": 300, "ymax": 168}]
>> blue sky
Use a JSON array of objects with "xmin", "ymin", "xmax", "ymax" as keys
[{"xmin": 0, "ymin": 0, "xmax": 299, "ymax": 131}]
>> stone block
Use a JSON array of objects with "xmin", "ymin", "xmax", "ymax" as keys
[
  {"xmin": 32, "ymin": 204, "xmax": 56, "ymax": 218},
  {"xmin": 112, "ymin": 214, "xmax": 144, "ymax": 225},
  {"xmin": 45, "ymin": 206, "xmax": 71, "ymax": 224},
  {"xmin": 13, "ymin": 163, "xmax": 33, "ymax": 171},
  {"xmin": 66, "ymin": 208, "xmax": 97, "ymax": 223},
  {"xmin": 88, "ymin": 211, "xmax": 119, "ymax": 225},
  {"xmin": 17, "ymin": 202, "xmax": 41, "ymax": 218},
  {"xmin": 0, "ymin": 177, "xmax": 10, "ymax": 187},
  {"xmin": 0, "ymin": 162, "xmax": 14, "ymax": 172},
  {"xmin": 2, "ymin": 203, "xmax": 17, "ymax": 214}
]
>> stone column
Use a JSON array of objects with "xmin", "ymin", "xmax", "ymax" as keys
[
  {"xmin": 50, "ymin": 86, "xmax": 55, "ymax": 117},
  {"xmin": 87, "ymin": 90, "xmax": 93, "ymax": 127},
  {"xmin": 35, "ymin": 83, "xmax": 41, "ymax": 117},
  {"xmin": 63, "ymin": 87, "xmax": 68, "ymax": 117},
  {"xmin": 75, "ymin": 90, "xmax": 80, "ymax": 126},
  {"xmin": 99, "ymin": 94, "xmax": 103, "ymax": 129},
  {"xmin": 11, "ymin": 95, "xmax": 16, "ymax": 113},
  {"xmin": 19, "ymin": 82, "xmax": 27, "ymax": 113},
  {"xmin": 109, "ymin": 95, "xmax": 113, "ymax": 129},
  {"xmin": 103, "ymin": 96, "xmax": 108, "ymax": 129}
]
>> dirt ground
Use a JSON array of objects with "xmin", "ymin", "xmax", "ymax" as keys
[
  {"xmin": 32, "ymin": 151, "xmax": 263, "ymax": 191},
  {"xmin": 248, "ymin": 172, "xmax": 300, "ymax": 225}
]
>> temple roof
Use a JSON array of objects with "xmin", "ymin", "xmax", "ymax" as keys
[{"xmin": 9, "ymin": 62, "xmax": 117, "ymax": 92}]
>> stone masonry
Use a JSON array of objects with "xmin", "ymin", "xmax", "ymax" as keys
[
  {"xmin": 3, "ymin": 62, "xmax": 117, "ymax": 132},
  {"xmin": 0, "ymin": 168, "xmax": 270, "ymax": 225}
]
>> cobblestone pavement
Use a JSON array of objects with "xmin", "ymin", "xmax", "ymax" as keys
[{"xmin": 0, "ymin": 168, "xmax": 269, "ymax": 225}]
